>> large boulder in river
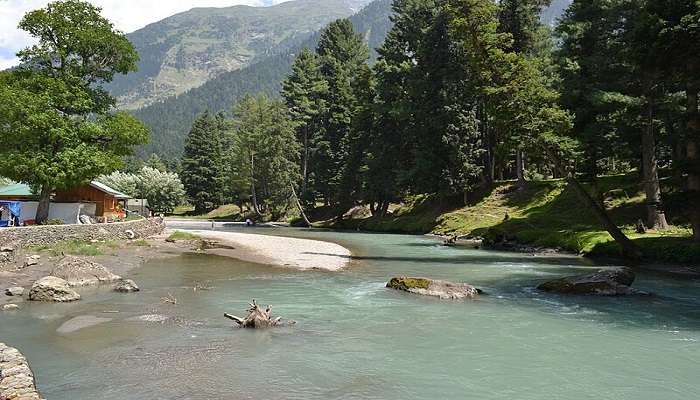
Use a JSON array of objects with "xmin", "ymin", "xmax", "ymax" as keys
[
  {"xmin": 50, "ymin": 256, "xmax": 121, "ymax": 287},
  {"xmin": 113, "ymin": 279, "xmax": 140, "ymax": 293},
  {"xmin": 29, "ymin": 276, "xmax": 80, "ymax": 302},
  {"xmin": 537, "ymin": 268, "xmax": 636, "ymax": 296},
  {"xmin": 387, "ymin": 277, "xmax": 481, "ymax": 300}
]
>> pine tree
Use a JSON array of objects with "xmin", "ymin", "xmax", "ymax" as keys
[
  {"xmin": 281, "ymin": 48, "xmax": 328, "ymax": 203},
  {"xmin": 499, "ymin": 0, "xmax": 553, "ymax": 185},
  {"xmin": 634, "ymin": 0, "xmax": 700, "ymax": 240},
  {"xmin": 230, "ymin": 94, "xmax": 300, "ymax": 218},
  {"xmin": 181, "ymin": 111, "xmax": 226, "ymax": 214},
  {"xmin": 314, "ymin": 19, "xmax": 370, "ymax": 206}
]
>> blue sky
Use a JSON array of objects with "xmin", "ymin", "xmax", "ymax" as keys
[{"xmin": 0, "ymin": 0, "xmax": 290, "ymax": 70}]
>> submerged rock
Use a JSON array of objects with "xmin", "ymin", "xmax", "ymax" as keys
[
  {"xmin": 28, "ymin": 276, "xmax": 81, "ymax": 302},
  {"xmin": 113, "ymin": 279, "xmax": 140, "ymax": 293},
  {"xmin": 57, "ymin": 315, "xmax": 113, "ymax": 334},
  {"xmin": 537, "ymin": 268, "xmax": 636, "ymax": 296},
  {"xmin": 5, "ymin": 287, "xmax": 24, "ymax": 297},
  {"xmin": 51, "ymin": 256, "xmax": 121, "ymax": 287},
  {"xmin": 1, "ymin": 304, "xmax": 19, "ymax": 311},
  {"xmin": 387, "ymin": 277, "xmax": 481, "ymax": 300}
]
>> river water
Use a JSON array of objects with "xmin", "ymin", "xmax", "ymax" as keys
[{"xmin": 2, "ymin": 225, "xmax": 699, "ymax": 399}]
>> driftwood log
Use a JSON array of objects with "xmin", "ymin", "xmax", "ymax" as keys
[{"xmin": 225, "ymin": 299, "xmax": 292, "ymax": 328}]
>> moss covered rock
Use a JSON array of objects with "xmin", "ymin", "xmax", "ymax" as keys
[
  {"xmin": 387, "ymin": 276, "xmax": 481, "ymax": 300},
  {"xmin": 538, "ymin": 268, "xmax": 636, "ymax": 296}
]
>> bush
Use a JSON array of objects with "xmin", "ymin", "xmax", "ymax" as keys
[
  {"xmin": 43, "ymin": 218, "xmax": 64, "ymax": 225},
  {"xmin": 100, "ymin": 167, "xmax": 186, "ymax": 214}
]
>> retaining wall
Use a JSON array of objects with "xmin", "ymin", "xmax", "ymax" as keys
[{"xmin": 0, "ymin": 218, "xmax": 164, "ymax": 249}]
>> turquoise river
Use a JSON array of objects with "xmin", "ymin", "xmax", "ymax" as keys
[{"xmin": 2, "ymin": 225, "xmax": 699, "ymax": 399}]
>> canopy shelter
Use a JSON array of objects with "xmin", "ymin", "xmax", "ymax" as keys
[{"xmin": 0, "ymin": 201, "xmax": 22, "ymax": 227}]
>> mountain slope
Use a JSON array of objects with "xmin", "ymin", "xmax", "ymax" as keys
[
  {"xmin": 109, "ymin": 0, "xmax": 372, "ymax": 109},
  {"xmin": 132, "ymin": 0, "xmax": 571, "ymax": 160},
  {"xmin": 132, "ymin": 0, "xmax": 393, "ymax": 159}
]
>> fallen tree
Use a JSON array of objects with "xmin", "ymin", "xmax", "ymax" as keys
[{"xmin": 224, "ymin": 299, "xmax": 293, "ymax": 328}]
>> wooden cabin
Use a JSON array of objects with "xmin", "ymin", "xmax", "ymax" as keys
[{"xmin": 54, "ymin": 181, "xmax": 130, "ymax": 220}]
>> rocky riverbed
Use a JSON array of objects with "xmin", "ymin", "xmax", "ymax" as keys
[{"xmin": 0, "ymin": 232, "xmax": 189, "ymax": 308}]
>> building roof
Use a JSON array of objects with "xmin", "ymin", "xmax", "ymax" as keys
[
  {"xmin": 0, "ymin": 183, "xmax": 33, "ymax": 198},
  {"xmin": 90, "ymin": 181, "xmax": 131, "ymax": 199},
  {"xmin": 0, "ymin": 181, "xmax": 129, "ymax": 200}
]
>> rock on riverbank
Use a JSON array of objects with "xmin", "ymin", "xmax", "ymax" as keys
[
  {"xmin": 28, "ymin": 276, "xmax": 80, "ymax": 302},
  {"xmin": 387, "ymin": 277, "xmax": 482, "ymax": 299},
  {"xmin": 0, "ymin": 343, "xmax": 44, "ymax": 400},
  {"xmin": 51, "ymin": 256, "xmax": 121, "ymax": 287}
]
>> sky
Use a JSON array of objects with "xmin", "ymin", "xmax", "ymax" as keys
[{"xmin": 0, "ymin": 0, "xmax": 290, "ymax": 70}]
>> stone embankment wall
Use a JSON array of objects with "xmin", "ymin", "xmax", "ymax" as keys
[
  {"xmin": 0, "ymin": 343, "xmax": 44, "ymax": 400},
  {"xmin": 0, "ymin": 218, "xmax": 164, "ymax": 249}
]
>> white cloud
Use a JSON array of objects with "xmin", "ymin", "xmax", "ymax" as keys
[{"xmin": 0, "ymin": 0, "xmax": 291, "ymax": 69}]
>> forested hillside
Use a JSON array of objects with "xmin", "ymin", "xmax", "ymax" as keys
[
  {"xmin": 133, "ymin": 0, "xmax": 571, "ymax": 160},
  {"xmin": 132, "ymin": 0, "xmax": 393, "ymax": 159},
  {"xmin": 109, "ymin": 0, "xmax": 373, "ymax": 109}
]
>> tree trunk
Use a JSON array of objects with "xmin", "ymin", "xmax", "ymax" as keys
[
  {"xmin": 543, "ymin": 147, "xmax": 642, "ymax": 260},
  {"xmin": 290, "ymin": 183, "xmax": 312, "ymax": 227},
  {"xmin": 35, "ymin": 185, "xmax": 52, "ymax": 224},
  {"xmin": 567, "ymin": 177, "xmax": 642, "ymax": 259},
  {"xmin": 687, "ymin": 83, "xmax": 700, "ymax": 242},
  {"xmin": 302, "ymin": 128, "xmax": 309, "ymax": 196},
  {"xmin": 224, "ymin": 299, "xmax": 285, "ymax": 329},
  {"xmin": 250, "ymin": 153, "xmax": 261, "ymax": 215},
  {"xmin": 641, "ymin": 100, "xmax": 669, "ymax": 230},
  {"xmin": 516, "ymin": 150, "xmax": 526, "ymax": 186}
]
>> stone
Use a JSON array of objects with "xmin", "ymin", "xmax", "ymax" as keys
[
  {"xmin": 23, "ymin": 257, "xmax": 38, "ymax": 267},
  {"xmin": 5, "ymin": 287, "xmax": 24, "ymax": 297},
  {"xmin": 113, "ymin": 279, "xmax": 140, "ymax": 293},
  {"xmin": 50, "ymin": 256, "xmax": 121, "ymax": 287},
  {"xmin": 1, "ymin": 304, "xmax": 19, "ymax": 311},
  {"xmin": 387, "ymin": 276, "xmax": 481, "ymax": 300},
  {"xmin": 0, "ymin": 343, "xmax": 44, "ymax": 400},
  {"xmin": 28, "ymin": 276, "xmax": 81, "ymax": 302},
  {"xmin": 537, "ymin": 267, "xmax": 636, "ymax": 296}
]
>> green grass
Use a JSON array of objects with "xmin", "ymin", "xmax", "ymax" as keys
[
  {"xmin": 169, "ymin": 204, "xmax": 242, "ymax": 220},
  {"xmin": 131, "ymin": 239, "xmax": 151, "ymax": 247},
  {"xmin": 31, "ymin": 240, "xmax": 120, "ymax": 256},
  {"xmin": 324, "ymin": 174, "xmax": 697, "ymax": 264},
  {"xmin": 167, "ymin": 231, "xmax": 200, "ymax": 241}
]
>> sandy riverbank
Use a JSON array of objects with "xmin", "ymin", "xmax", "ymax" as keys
[
  {"xmin": 183, "ymin": 229, "xmax": 352, "ymax": 271},
  {"xmin": 1, "ymin": 229, "xmax": 352, "ymax": 307}
]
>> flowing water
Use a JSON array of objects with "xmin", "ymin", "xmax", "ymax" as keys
[{"xmin": 2, "ymin": 225, "xmax": 700, "ymax": 399}]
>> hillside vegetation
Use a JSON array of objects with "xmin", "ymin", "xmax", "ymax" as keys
[
  {"xmin": 324, "ymin": 175, "xmax": 698, "ymax": 264},
  {"xmin": 130, "ymin": 0, "xmax": 570, "ymax": 160}
]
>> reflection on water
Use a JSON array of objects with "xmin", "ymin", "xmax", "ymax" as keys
[{"xmin": 2, "ymin": 226, "xmax": 700, "ymax": 399}]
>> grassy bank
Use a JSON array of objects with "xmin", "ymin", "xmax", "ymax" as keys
[
  {"xmin": 170, "ymin": 204, "xmax": 243, "ymax": 220},
  {"xmin": 324, "ymin": 175, "xmax": 699, "ymax": 264}
]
